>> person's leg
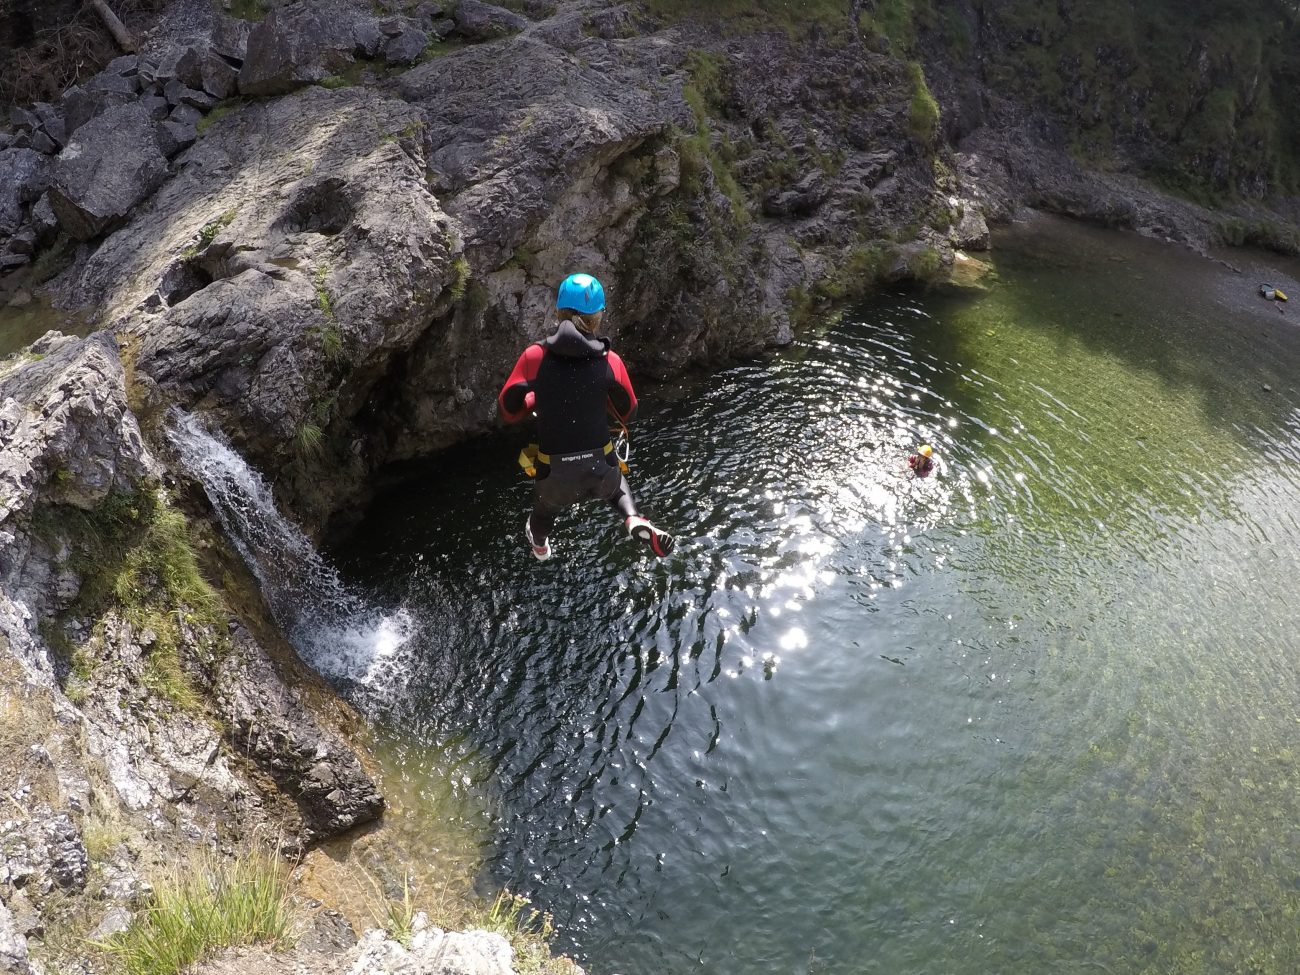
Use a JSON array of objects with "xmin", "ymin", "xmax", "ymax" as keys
[
  {"xmin": 605, "ymin": 473, "xmax": 638, "ymax": 520},
  {"xmin": 594, "ymin": 459, "xmax": 676, "ymax": 557},
  {"xmin": 526, "ymin": 463, "xmax": 574, "ymax": 559}
]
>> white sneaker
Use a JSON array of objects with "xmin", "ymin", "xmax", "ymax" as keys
[
  {"xmin": 626, "ymin": 516, "xmax": 675, "ymax": 558},
  {"xmin": 525, "ymin": 517, "xmax": 552, "ymax": 561}
]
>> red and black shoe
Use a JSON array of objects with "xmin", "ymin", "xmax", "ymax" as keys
[
  {"xmin": 626, "ymin": 516, "xmax": 675, "ymax": 558},
  {"xmin": 525, "ymin": 517, "xmax": 552, "ymax": 561}
]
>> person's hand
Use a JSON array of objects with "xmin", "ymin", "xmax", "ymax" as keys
[{"xmin": 524, "ymin": 391, "xmax": 536, "ymax": 410}]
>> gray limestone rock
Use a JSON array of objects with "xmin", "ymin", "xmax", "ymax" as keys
[
  {"xmin": 345, "ymin": 926, "xmax": 516, "ymax": 975},
  {"xmin": 452, "ymin": 0, "xmax": 528, "ymax": 41},
  {"xmin": 169, "ymin": 103, "xmax": 204, "ymax": 127},
  {"xmin": 0, "ymin": 149, "xmax": 51, "ymax": 235},
  {"xmin": 90, "ymin": 906, "xmax": 132, "ymax": 942},
  {"xmin": 218, "ymin": 629, "xmax": 384, "ymax": 843},
  {"xmin": 141, "ymin": 94, "xmax": 171, "ymax": 121},
  {"xmin": 28, "ymin": 131, "xmax": 57, "ymax": 156},
  {"xmin": 953, "ymin": 205, "xmax": 990, "ymax": 250},
  {"xmin": 239, "ymin": 2, "xmax": 379, "ymax": 96},
  {"xmin": 48, "ymin": 103, "xmax": 168, "ymax": 241},
  {"xmin": 156, "ymin": 120, "xmax": 199, "ymax": 158},
  {"xmin": 59, "ymin": 84, "xmax": 133, "ymax": 138},
  {"xmin": 0, "ymin": 900, "xmax": 37, "ymax": 975},
  {"xmin": 296, "ymin": 908, "xmax": 359, "ymax": 955},
  {"xmin": 0, "ymin": 811, "xmax": 88, "ymax": 894},
  {"xmin": 384, "ymin": 27, "xmax": 429, "ymax": 64},
  {"xmin": 29, "ymin": 195, "xmax": 59, "ymax": 248},
  {"xmin": 85, "ymin": 69, "xmax": 140, "ymax": 97},
  {"xmin": 0, "ymin": 332, "xmax": 154, "ymax": 518},
  {"xmin": 200, "ymin": 53, "xmax": 242, "ymax": 99},
  {"xmin": 8, "ymin": 106, "xmax": 38, "ymax": 132},
  {"xmin": 103, "ymin": 54, "xmax": 140, "ymax": 78},
  {"xmin": 6, "ymin": 227, "xmax": 37, "ymax": 256},
  {"xmin": 31, "ymin": 103, "xmax": 66, "ymax": 147},
  {"xmin": 428, "ymin": 17, "xmax": 456, "ymax": 39}
]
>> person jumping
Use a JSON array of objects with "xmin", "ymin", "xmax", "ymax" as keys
[{"xmin": 498, "ymin": 272, "xmax": 675, "ymax": 561}]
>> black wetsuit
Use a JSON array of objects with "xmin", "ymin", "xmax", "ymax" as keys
[{"xmin": 498, "ymin": 321, "xmax": 639, "ymax": 541}]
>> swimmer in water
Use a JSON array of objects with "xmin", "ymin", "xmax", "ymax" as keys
[{"xmin": 907, "ymin": 444, "xmax": 934, "ymax": 478}]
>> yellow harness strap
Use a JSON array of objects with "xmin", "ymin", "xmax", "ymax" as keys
[{"xmin": 518, "ymin": 442, "xmax": 614, "ymax": 478}]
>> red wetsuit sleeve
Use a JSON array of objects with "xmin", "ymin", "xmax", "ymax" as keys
[
  {"xmin": 606, "ymin": 350, "xmax": 638, "ymax": 422},
  {"xmin": 499, "ymin": 344, "xmax": 544, "ymax": 422}
]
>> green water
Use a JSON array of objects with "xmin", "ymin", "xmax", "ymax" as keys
[
  {"xmin": 0, "ymin": 295, "xmax": 91, "ymax": 359},
  {"xmin": 334, "ymin": 215, "xmax": 1300, "ymax": 975}
]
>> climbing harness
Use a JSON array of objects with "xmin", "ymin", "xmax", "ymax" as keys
[{"xmin": 517, "ymin": 440, "xmax": 619, "ymax": 478}]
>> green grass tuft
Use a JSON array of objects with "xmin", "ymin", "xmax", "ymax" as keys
[
  {"xmin": 449, "ymin": 255, "xmax": 471, "ymax": 301},
  {"xmin": 296, "ymin": 422, "xmax": 324, "ymax": 455},
  {"xmin": 182, "ymin": 209, "xmax": 238, "ymax": 260},
  {"xmin": 105, "ymin": 846, "xmax": 294, "ymax": 975}
]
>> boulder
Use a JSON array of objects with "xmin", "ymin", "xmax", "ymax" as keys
[
  {"xmin": 200, "ymin": 53, "xmax": 241, "ymax": 99},
  {"xmin": 0, "ymin": 331, "xmax": 154, "ymax": 518},
  {"xmin": 59, "ymin": 84, "xmax": 134, "ymax": 141},
  {"xmin": 169, "ymin": 103, "xmax": 204, "ymax": 127},
  {"xmin": 48, "ymin": 102, "xmax": 169, "ymax": 241},
  {"xmin": 141, "ymin": 94, "xmax": 171, "ymax": 121},
  {"xmin": 29, "ymin": 194, "xmax": 59, "ymax": 247},
  {"xmin": 85, "ymin": 69, "xmax": 139, "ymax": 96},
  {"xmin": 0, "ymin": 149, "xmax": 51, "ymax": 235},
  {"xmin": 102, "ymin": 54, "xmax": 140, "ymax": 78},
  {"xmin": 452, "ymin": 0, "xmax": 528, "ymax": 41},
  {"xmin": 953, "ymin": 205, "xmax": 990, "ymax": 250},
  {"xmin": 8, "ymin": 106, "xmax": 38, "ymax": 132},
  {"xmin": 384, "ymin": 27, "xmax": 429, "ymax": 64},
  {"xmin": 32, "ymin": 102, "xmax": 67, "ymax": 147},
  {"xmin": 239, "ymin": 3, "xmax": 379, "ymax": 96},
  {"xmin": 156, "ymin": 120, "xmax": 199, "ymax": 158},
  {"xmin": 29, "ymin": 130, "xmax": 57, "ymax": 155}
]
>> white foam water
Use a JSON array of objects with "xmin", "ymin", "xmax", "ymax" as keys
[{"xmin": 166, "ymin": 410, "xmax": 413, "ymax": 709}]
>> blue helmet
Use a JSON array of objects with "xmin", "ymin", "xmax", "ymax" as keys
[{"xmin": 556, "ymin": 273, "xmax": 605, "ymax": 314}]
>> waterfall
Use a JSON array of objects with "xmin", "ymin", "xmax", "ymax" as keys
[{"xmin": 166, "ymin": 410, "xmax": 412, "ymax": 708}]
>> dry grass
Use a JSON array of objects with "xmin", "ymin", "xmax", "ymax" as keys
[
  {"xmin": 0, "ymin": 675, "xmax": 62, "ymax": 815},
  {"xmin": 0, "ymin": 0, "xmax": 171, "ymax": 106}
]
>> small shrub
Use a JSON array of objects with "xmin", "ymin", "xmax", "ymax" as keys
[{"xmin": 907, "ymin": 245, "xmax": 945, "ymax": 282}]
